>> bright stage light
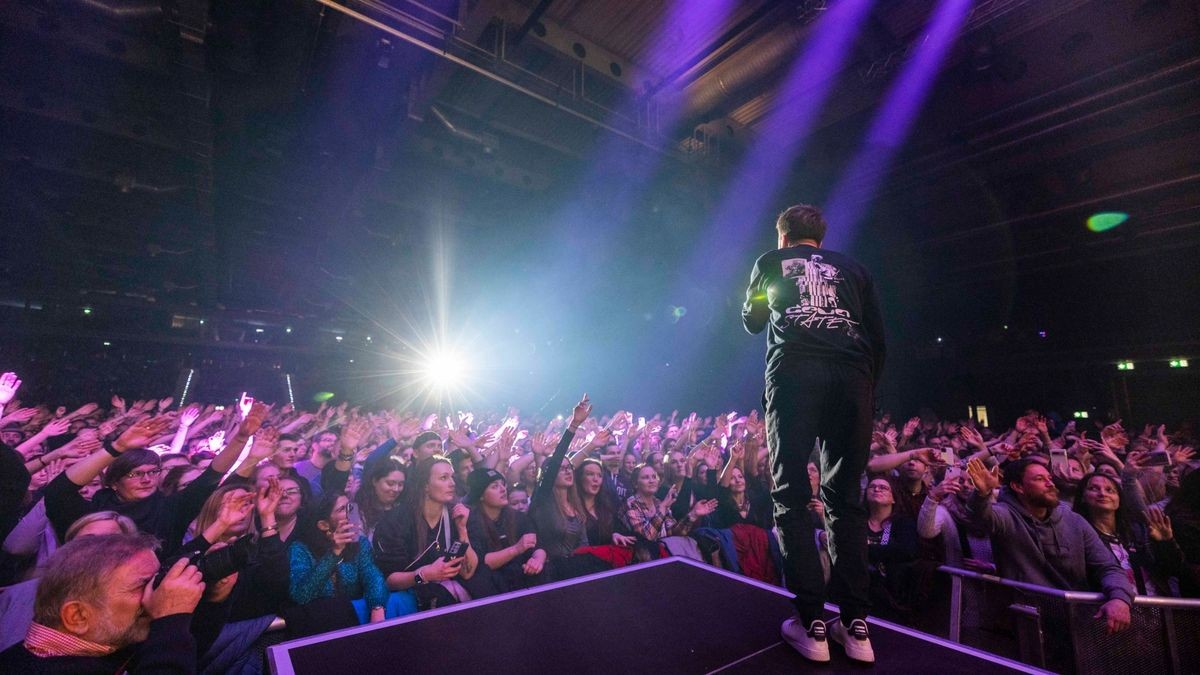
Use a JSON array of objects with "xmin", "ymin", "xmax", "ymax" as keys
[{"xmin": 421, "ymin": 350, "xmax": 469, "ymax": 389}]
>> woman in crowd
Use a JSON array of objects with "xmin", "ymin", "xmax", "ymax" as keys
[
  {"xmin": 575, "ymin": 458, "xmax": 634, "ymax": 547},
  {"xmin": 465, "ymin": 467, "xmax": 545, "ymax": 593},
  {"xmin": 863, "ymin": 478, "xmax": 921, "ymax": 620},
  {"xmin": 351, "ymin": 456, "xmax": 406, "ymax": 541},
  {"xmin": 42, "ymin": 404, "xmax": 272, "ymax": 557},
  {"xmin": 709, "ymin": 441, "xmax": 777, "ymax": 583},
  {"xmin": 372, "ymin": 456, "xmax": 478, "ymax": 607},
  {"xmin": 1072, "ymin": 471, "xmax": 1186, "ymax": 596},
  {"xmin": 918, "ymin": 471, "xmax": 995, "ymax": 571},
  {"xmin": 623, "ymin": 463, "xmax": 716, "ymax": 543},
  {"xmin": 529, "ymin": 395, "xmax": 595, "ymax": 580},
  {"xmin": 288, "ymin": 491, "xmax": 390, "ymax": 624}
]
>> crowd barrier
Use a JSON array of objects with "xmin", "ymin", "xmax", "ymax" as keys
[{"xmin": 937, "ymin": 565, "xmax": 1200, "ymax": 674}]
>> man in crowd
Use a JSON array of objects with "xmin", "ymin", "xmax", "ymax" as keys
[
  {"xmin": 0, "ymin": 532, "xmax": 205, "ymax": 673},
  {"xmin": 294, "ymin": 430, "xmax": 338, "ymax": 496},
  {"xmin": 965, "ymin": 457, "xmax": 1134, "ymax": 633},
  {"xmin": 743, "ymin": 203, "xmax": 887, "ymax": 664}
]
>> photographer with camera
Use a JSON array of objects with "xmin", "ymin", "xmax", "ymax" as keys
[{"xmin": 0, "ymin": 533, "xmax": 205, "ymax": 673}]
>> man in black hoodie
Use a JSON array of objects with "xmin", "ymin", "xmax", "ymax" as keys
[{"xmin": 743, "ymin": 204, "xmax": 886, "ymax": 664}]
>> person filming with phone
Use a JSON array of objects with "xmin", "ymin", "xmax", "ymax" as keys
[{"xmin": 288, "ymin": 491, "xmax": 390, "ymax": 624}]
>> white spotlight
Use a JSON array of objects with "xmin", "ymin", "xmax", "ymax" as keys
[{"xmin": 421, "ymin": 350, "xmax": 468, "ymax": 389}]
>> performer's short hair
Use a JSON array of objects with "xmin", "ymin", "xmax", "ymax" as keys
[{"xmin": 776, "ymin": 204, "xmax": 827, "ymax": 244}]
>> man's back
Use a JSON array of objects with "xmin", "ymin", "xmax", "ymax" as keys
[{"xmin": 742, "ymin": 244, "xmax": 885, "ymax": 381}]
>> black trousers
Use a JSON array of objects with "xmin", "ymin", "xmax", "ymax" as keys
[{"xmin": 764, "ymin": 359, "xmax": 873, "ymax": 624}]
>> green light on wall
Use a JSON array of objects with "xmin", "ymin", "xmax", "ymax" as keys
[
  {"xmin": 1116, "ymin": 361, "xmax": 1135, "ymax": 371},
  {"xmin": 1087, "ymin": 212, "xmax": 1128, "ymax": 232},
  {"xmin": 1073, "ymin": 411, "xmax": 1089, "ymax": 419},
  {"xmin": 1170, "ymin": 359, "xmax": 1189, "ymax": 368}
]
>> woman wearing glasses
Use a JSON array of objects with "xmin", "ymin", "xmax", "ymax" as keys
[
  {"xmin": 289, "ymin": 491, "xmax": 391, "ymax": 624},
  {"xmin": 43, "ymin": 408, "xmax": 272, "ymax": 557}
]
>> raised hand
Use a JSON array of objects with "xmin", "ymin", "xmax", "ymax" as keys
[
  {"xmin": 236, "ymin": 402, "xmax": 269, "ymax": 438},
  {"xmin": 690, "ymin": 498, "xmax": 719, "ymax": 519},
  {"xmin": 959, "ymin": 425, "xmax": 985, "ymax": 449},
  {"xmin": 179, "ymin": 405, "xmax": 201, "ymax": 427},
  {"xmin": 1, "ymin": 407, "xmax": 37, "ymax": 426},
  {"xmin": 217, "ymin": 490, "xmax": 254, "ymax": 528},
  {"xmin": 447, "ymin": 423, "xmax": 474, "ymax": 449},
  {"xmin": 256, "ymin": 476, "xmax": 283, "ymax": 520},
  {"xmin": 0, "ymin": 372, "xmax": 21, "ymax": 406},
  {"xmin": 1145, "ymin": 506, "xmax": 1174, "ymax": 542},
  {"xmin": 329, "ymin": 521, "xmax": 358, "ymax": 556},
  {"xmin": 966, "ymin": 458, "xmax": 1001, "ymax": 496},
  {"xmin": 929, "ymin": 475, "xmax": 964, "ymax": 502},
  {"xmin": 1101, "ymin": 420, "xmax": 1129, "ymax": 452},
  {"xmin": 902, "ymin": 417, "xmax": 920, "ymax": 439},
  {"xmin": 68, "ymin": 402, "xmax": 100, "ymax": 419},
  {"xmin": 339, "ymin": 417, "xmax": 372, "ymax": 456},
  {"xmin": 570, "ymin": 394, "xmax": 592, "ymax": 427},
  {"xmin": 39, "ymin": 417, "xmax": 72, "ymax": 439},
  {"xmin": 114, "ymin": 416, "xmax": 174, "ymax": 453},
  {"xmin": 247, "ymin": 426, "xmax": 280, "ymax": 462},
  {"xmin": 158, "ymin": 397, "xmax": 174, "ymax": 411},
  {"xmin": 110, "ymin": 395, "xmax": 126, "ymax": 412}
]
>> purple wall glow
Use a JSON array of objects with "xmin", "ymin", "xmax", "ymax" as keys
[{"xmin": 823, "ymin": 0, "xmax": 973, "ymax": 251}]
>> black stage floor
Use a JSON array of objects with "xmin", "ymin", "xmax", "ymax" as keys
[{"xmin": 268, "ymin": 557, "xmax": 1045, "ymax": 674}]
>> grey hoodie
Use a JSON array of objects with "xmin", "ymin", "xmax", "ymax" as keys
[{"xmin": 967, "ymin": 489, "xmax": 1134, "ymax": 606}]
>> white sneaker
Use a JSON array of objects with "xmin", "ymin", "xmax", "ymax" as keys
[
  {"xmin": 829, "ymin": 617, "xmax": 875, "ymax": 663},
  {"xmin": 781, "ymin": 616, "xmax": 830, "ymax": 663}
]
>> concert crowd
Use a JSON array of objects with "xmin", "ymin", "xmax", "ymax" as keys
[{"xmin": 0, "ymin": 369, "xmax": 1196, "ymax": 673}]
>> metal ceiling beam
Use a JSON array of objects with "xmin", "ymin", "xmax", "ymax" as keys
[
  {"xmin": 312, "ymin": 0, "xmax": 673, "ymax": 155},
  {"xmin": 511, "ymin": 0, "xmax": 553, "ymax": 47}
]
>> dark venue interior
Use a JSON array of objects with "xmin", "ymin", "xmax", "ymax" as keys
[{"xmin": 1, "ymin": 1, "xmax": 1198, "ymax": 674}]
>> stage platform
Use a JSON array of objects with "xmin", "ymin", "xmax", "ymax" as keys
[{"xmin": 268, "ymin": 557, "xmax": 1046, "ymax": 674}]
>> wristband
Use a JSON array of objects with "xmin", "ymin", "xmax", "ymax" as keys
[
  {"xmin": 104, "ymin": 443, "xmax": 122, "ymax": 458},
  {"xmin": 414, "ymin": 570, "xmax": 425, "ymax": 585}
]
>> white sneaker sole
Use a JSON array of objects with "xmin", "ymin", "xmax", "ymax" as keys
[
  {"xmin": 830, "ymin": 630, "xmax": 875, "ymax": 663},
  {"xmin": 781, "ymin": 623, "xmax": 831, "ymax": 663}
]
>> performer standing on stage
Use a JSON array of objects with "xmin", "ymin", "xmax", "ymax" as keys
[{"xmin": 742, "ymin": 204, "xmax": 886, "ymax": 664}]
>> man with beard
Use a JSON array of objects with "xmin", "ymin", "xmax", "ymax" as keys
[
  {"xmin": 965, "ymin": 458, "xmax": 1133, "ymax": 633},
  {"xmin": 0, "ymin": 532, "xmax": 205, "ymax": 673}
]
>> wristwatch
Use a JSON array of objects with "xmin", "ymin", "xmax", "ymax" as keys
[{"xmin": 413, "ymin": 571, "xmax": 425, "ymax": 585}]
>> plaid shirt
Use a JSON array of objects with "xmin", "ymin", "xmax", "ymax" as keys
[
  {"xmin": 25, "ymin": 622, "xmax": 116, "ymax": 658},
  {"xmin": 623, "ymin": 495, "xmax": 694, "ymax": 541}
]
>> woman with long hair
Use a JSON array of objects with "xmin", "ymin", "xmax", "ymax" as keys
[
  {"xmin": 465, "ymin": 468, "xmax": 545, "ymax": 593},
  {"xmin": 1073, "ymin": 471, "xmax": 1185, "ymax": 596},
  {"xmin": 529, "ymin": 395, "xmax": 595, "ymax": 580},
  {"xmin": 288, "ymin": 491, "xmax": 389, "ymax": 623},
  {"xmin": 862, "ymin": 478, "xmax": 920, "ymax": 620},
  {"xmin": 352, "ymin": 457, "xmax": 406, "ymax": 541},
  {"xmin": 575, "ymin": 458, "xmax": 634, "ymax": 547},
  {"xmin": 372, "ymin": 456, "xmax": 479, "ymax": 605}
]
